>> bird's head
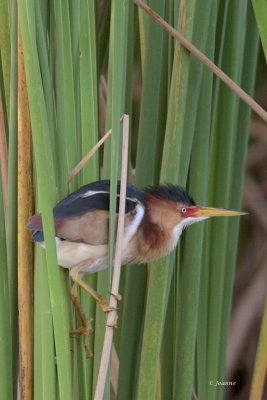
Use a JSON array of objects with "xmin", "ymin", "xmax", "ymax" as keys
[{"xmin": 144, "ymin": 184, "xmax": 246, "ymax": 237}]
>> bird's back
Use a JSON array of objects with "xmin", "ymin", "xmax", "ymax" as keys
[
  {"xmin": 27, "ymin": 180, "xmax": 146, "ymax": 273},
  {"xmin": 28, "ymin": 180, "xmax": 145, "ymax": 243}
]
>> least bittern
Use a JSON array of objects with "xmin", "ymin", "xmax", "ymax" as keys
[{"xmin": 28, "ymin": 180, "xmax": 246, "ymax": 356}]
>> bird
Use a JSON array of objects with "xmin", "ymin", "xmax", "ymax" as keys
[{"xmin": 28, "ymin": 179, "xmax": 245, "ymax": 356}]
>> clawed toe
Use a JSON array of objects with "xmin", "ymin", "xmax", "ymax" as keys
[
  {"xmin": 98, "ymin": 298, "xmax": 117, "ymax": 313},
  {"xmin": 70, "ymin": 318, "xmax": 94, "ymax": 358},
  {"xmin": 106, "ymin": 314, "xmax": 119, "ymax": 329},
  {"xmin": 70, "ymin": 319, "xmax": 93, "ymax": 336}
]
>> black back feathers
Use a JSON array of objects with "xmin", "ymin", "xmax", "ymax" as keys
[
  {"xmin": 28, "ymin": 180, "xmax": 144, "ymax": 242},
  {"xmin": 28, "ymin": 181, "xmax": 195, "ymax": 243},
  {"xmin": 145, "ymin": 184, "xmax": 196, "ymax": 205},
  {"xmin": 52, "ymin": 180, "xmax": 145, "ymax": 218}
]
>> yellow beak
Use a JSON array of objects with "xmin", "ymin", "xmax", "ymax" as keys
[{"xmin": 194, "ymin": 206, "xmax": 247, "ymax": 218}]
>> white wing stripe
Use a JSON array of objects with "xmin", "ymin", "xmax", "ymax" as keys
[
  {"xmin": 82, "ymin": 190, "xmax": 141, "ymax": 204},
  {"xmin": 82, "ymin": 190, "xmax": 109, "ymax": 197}
]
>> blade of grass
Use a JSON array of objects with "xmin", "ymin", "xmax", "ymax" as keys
[
  {"xmin": 176, "ymin": 0, "xmax": 216, "ymax": 184},
  {"xmin": 106, "ymin": 0, "xmax": 129, "ymax": 265},
  {"xmin": 160, "ymin": 274, "xmax": 176, "ymax": 400},
  {"xmin": 54, "ymin": 0, "xmax": 78, "ymax": 195},
  {"xmin": 136, "ymin": 0, "xmax": 203, "ymax": 396},
  {"xmin": 118, "ymin": 2, "xmax": 168, "ymax": 397},
  {"xmin": 117, "ymin": 265, "xmax": 147, "ymax": 400},
  {"xmin": 135, "ymin": 0, "xmax": 167, "ymax": 186},
  {"xmin": 48, "ymin": 3, "xmax": 55, "ymax": 94},
  {"xmin": 0, "ymin": 92, "xmax": 8, "ymax": 219},
  {"xmin": 251, "ymin": 0, "xmax": 267, "ymax": 62},
  {"xmin": 17, "ymin": 26, "xmax": 33, "ymax": 399},
  {"xmin": 218, "ymin": 2, "xmax": 259, "ymax": 390},
  {"xmin": 206, "ymin": 2, "xmax": 247, "ymax": 399},
  {"xmin": 173, "ymin": 2, "xmax": 217, "ymax": 399},
  {"xmin": 18, "ymin": 1, "xmax": 73, "ymax": 398},
  {"xmin": 136, "ymin": 0, "xmax": 189, "ymax": 394},
  {"xmin": 98, "ymin": 1, "xmax": 111, "ymax": 72},
  {"xmin": 0, "ymin": 0, "xmax": 11, "ymax": 114},
  {"xmin": 194, "ymin": 64, "xmax": 216, "ymax": 400},
  {"xmin": 34, "ymin": 248, "xmax": 57, "ymax": 400},
  {"xmin": 80, "ymin": 0, "xmax": 99, "ymax": 184},
  {"xmin": 6, "ymin": 0, "xmax": 18, "ymax": 391},
  {"xmin": 73, "ymin": 3, "xmax": 100, "ymax": 393},
  {"xmin": 138, "ymin": 6, "xmax": 146, "ymax": 71},
  {"xmin": 196, "ymin": 2, "xmax": 230, "ymax": 394},
  {"xmin": 35, "ymin": 5, "xmax": 57, "ymax": 169},
  {"xmin": 121, "ymin": 1, "xmax": 134, "ymax": 158},
  {"xmin": 115, "ymin": 36, "xmax": 141, "ymax": 400},
  {"xmin": 0, "ymin": 174, "xmax": 13, "ymax": 400},
  {"xmin": 94, "ymin": 2, "xmax": 129, "ymax": 397},
  {"xmin": 136, "ymin": 255, "xmax": 175, "ymax": 399}
]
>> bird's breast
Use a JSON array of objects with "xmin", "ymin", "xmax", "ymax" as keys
[{"xmin": 122, "ymin": 224, "xmax": 178, "ymax": 265}]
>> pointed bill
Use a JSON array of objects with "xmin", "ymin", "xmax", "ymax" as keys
[{"xmin": 194, "ymin": 206, "xmax": 247, "ymax": 218}]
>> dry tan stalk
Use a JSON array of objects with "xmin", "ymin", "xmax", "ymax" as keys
[
  {"xmin": 94, "ymin": 115, "xmax": 129, "ymax": 400},
  {"xmin": 67, "ymin": 127, "xmax": 112, "ymax": 182},
  {"xmin": 133, "ymin": 0, "xmax": 267, "ymax": 124}
]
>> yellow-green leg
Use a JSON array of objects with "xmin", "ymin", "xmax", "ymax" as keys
[
  {"xmin": 69, "ymin": 264, "xmax": 118, "ymax": 357},
  {"xmin": 69, "ymin": 283, "xmax": 93, "ymax": 358},
  {"xmin": 69, "ymin": 265, "xmax": 115, "ymax": 313}
]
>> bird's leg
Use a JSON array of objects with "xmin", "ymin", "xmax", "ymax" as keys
[
  {"xmin": 69, "ymin": 265, "xmax": 116, "ymax": 313},
  {"xmin": 69, "ymin": 283, "xmax": 93, "ymax": 358}
]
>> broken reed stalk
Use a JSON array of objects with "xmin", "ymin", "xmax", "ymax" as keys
[
  {"xmin": 132, "ymin": 0, "xmax": 267, "ymax": 125},
  {"xmin": 67, "ymin": 127, "xmax": 112, "ymax": 182},
  {"xmin": 94, "ymin": 115, "xmax": 129, "ymax": 400}
]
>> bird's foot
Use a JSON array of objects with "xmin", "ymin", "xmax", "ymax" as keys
[
  {"xmin": 70, "ymin": 318, "xmax": 94, "ymax": 358},
  {"xmin": 97, "ymin": 298, "xmax": 117, "ymax": 313},
  {"xmin": 107, "ymin": 314, "xmax": 118, "ymax": 329}
]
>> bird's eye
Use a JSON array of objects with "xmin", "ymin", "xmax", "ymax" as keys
[{"xmin": 181, "ymin": 207, "xmax": 187, "ymax": 214}]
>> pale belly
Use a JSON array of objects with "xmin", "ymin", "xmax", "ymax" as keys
[
  {"xmin": 39, "ymin": 238, "xmax": 109, "ymax": 274},
  {"xmin": 37, "ymin": 215, "xmax": 179, "ymax": 274}
]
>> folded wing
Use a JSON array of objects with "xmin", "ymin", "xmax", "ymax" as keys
[{"xmin": 28, "ymin": 180, "xmax": 145, "ymax": 246}]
